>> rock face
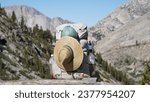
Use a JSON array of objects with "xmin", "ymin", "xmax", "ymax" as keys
[
  {"xmin": 89, "ymin": 0, "xmax": 150, "ymax": 41},
  {"xmin": 4, "ymin": 5, "xmax": 71, "ymax": 34},
  {"xmin": 90, "ymin": 0, "xmax": 150, "ymax": 84}
]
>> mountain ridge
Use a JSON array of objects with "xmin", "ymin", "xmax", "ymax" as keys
[
  {"xmin": 4, "ymin": 5, "xmax": 71, "ymax": 34},
  {"xmin": 89, "ymin": 0, "xmax": 150, "ymax": 42},
  {"xmin": 91, "ymin": 0, "xmax": 150, "ymax": 84}
]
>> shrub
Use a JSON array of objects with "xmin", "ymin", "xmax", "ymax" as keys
[{"xmin": 142, "ymin": 61, "xmax": 150, "ymax": 84}]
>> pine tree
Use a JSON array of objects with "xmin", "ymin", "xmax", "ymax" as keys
[
  {"xmin": 142, "ymin": 61, "xmax": 150, "ymax": 84},
  {"xmin": 11, "ymin": 11, "xmax": 16, "ymax": 22},
  {"xmin": 33, "ymin": 24, "xmax": 39, "ymax": 34},
  {"xmin": 20, "ymin": 15, "xmax": 25, "ymax": 29}
]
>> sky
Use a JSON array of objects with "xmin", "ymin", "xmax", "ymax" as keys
[{"xmin": 0, "ymin": 0, "xmax": 128, "ymax": 27}]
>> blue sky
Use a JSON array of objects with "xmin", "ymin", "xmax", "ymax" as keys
[{"xmin": 0, "ymin": 0, "xmax": 128, "ymax": 27}]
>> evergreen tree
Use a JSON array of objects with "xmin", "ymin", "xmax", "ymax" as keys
[
  {"xmin": 11, "ymin": 11, "xmax": 16, "ymax": 22},
  {"xmin": 143, "ymin": 61, "xmax": 150, "ymax": 84},
  {"xmin": 33, "ymin": 24, "xmax": 39, "ymax": 34},
  {"xmin": 20, "ymin": 15, "xmax": 25, "ymax": 29}
]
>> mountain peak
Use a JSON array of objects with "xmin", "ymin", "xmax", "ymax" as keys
[
  {"xmin": 5, "ymin": 5, "xmax": 42, "ymax": 16},
  {"xmin": 4, "ymin": 5, "xmax": 71, "ymax": 34}
]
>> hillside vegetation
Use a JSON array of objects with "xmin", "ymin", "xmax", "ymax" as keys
[{"xmin": 0, "ymin": 8, "xmax": 54, "ymax": 80}]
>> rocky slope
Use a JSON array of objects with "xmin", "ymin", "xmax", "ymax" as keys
[
  {"xmin": 89, "ymin": 0, "xmax": 150, "ymax": 42},
  {"xmin": 4, "ymin": 5, "xmax": 71, "ymax": 34},
  {"xmin": 0, "ymin": 9, "xmax": 54, "ymax": 80},
  {"xmin": 90, "ymin": 0, "xmax": 150, "ymax": 84}
]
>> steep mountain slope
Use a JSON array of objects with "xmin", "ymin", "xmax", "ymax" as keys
[
  {"xmin": 0, "ymin": 9, "xmax": 53, "ymax": 80},
  {"xmin": 95, "ymin": 11, "xmax": 150, "ymax": 84},
  {"xmin": 89, "ymin": 0, "xmax": 150, "ymax": 42},
  {"xmin": 4, "ymin": 5, "xmax": 71, "ymax": 34},
  {"xmin": 91, "ymin": 0, "xmax": 150, "ymax": 84}
]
